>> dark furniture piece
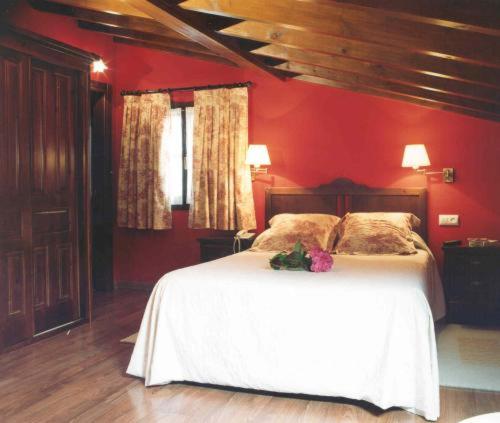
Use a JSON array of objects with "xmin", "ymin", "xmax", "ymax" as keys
[
  {"xmin": 442, "ymin": 246, "xmax": 500, "ymax": 325},
  {"xmin": 265, "ymin": 178, "xmax": 428, "ymax": 241},
  {"xmin": 91, "ymin": 81, "xmax": 113, "ymax": 292},
  {"xmin": 198, "ymin": 236, "xmax": 253, "ymax": 263},
  {"xmin": 0, "ymin": 25, "xmax": 95, "ymax": 353}
]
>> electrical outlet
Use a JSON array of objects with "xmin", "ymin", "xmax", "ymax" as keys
[{"xmin": 439, "ymin": 214, "xmax": 459, "ymax": 226}]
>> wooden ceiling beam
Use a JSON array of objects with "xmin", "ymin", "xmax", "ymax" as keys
[
  {"xmin": 125, "ymin": 0, "xmax": 286, "ymax": 79},
  {"xmin": 254, "ymin": 45, "xmax": 500, "ymax": 105},
  {"xmin": 221, "ymin": 21, "xmax": 500, "ymax": 88},
  {"xmin": 295, "ymin": 75, "xmax": 500, "ymax": 122},
  {"xmin": 29, "ymin": 1, "xmax": 248, "ymax": 62},
  {"xmin": 277, "ymin": 62, "xmax": 500, "ymax": 116},
  {"xmin": 29, "ymin": 0, "xmax": 185, "ymax": 39},
  {"xmin": 112, "ymin": 37, "xmax": 235, "ymax": 66},
  {"xmin": 43, "ymin": 0, "xmax": 150, "ymax": 17},
  {"xmin": 28, "ymin": 1, "xmax": 278, "ymax": 70},
  {"xmin": 77, "ymin": 20, "xmax": 215, "ymax": 55},
  {"xmin": 180, "ymin": 0, "xmax": 500, "ymax": 67},
  {"xmin": 326, "ymin": 0, "xmax": 500, "ymax": 36}
]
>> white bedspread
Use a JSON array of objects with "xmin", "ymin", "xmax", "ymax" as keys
[{"xmin": 127, "ymin": 250, "xmax": 445, "ymax": 421}]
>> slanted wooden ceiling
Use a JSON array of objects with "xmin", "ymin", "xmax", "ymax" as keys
[{"xmin": 28, "ymin": 0, "xmax": 500, "ymax": 122}]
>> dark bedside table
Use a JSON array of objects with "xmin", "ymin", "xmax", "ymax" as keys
[
  {"xmin": 442, "ymin": 246, "xmax": 500, "ymax": 325},
  {"xmin": 198, "ymin": 236, "xmax": 253, "ymax": 263}
]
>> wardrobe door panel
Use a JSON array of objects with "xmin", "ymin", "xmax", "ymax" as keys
[
  {"xmin": 30, "ymin": 59, "xmax": 80, "ymax": 334},
  {"xmin": 54, "ymin": 72, "xmax": 73, "ymax": 193},
  {"xmin": 31, "ymin": 65, "xmax": 49, "ymax": 194},
  {"xmin": 32, "ymin": 245, "xmax": 49, "ymax": 309},
  {"xmin": 0, "ymin": 47, "xmax": 32, "ymax": 350}
]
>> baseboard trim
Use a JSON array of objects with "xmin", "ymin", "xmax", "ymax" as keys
[{"xmin": 116, "ymin": 282, "xmax": 154, "ymax": 292}]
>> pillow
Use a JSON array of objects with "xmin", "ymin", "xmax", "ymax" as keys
[
  {"xmin": 334, "ymin": 212, "xmax": 421, "ymax": 255},
  {"xmin": 411, "ymin": 231, "xmax": 435, "ymax": 258},
  {"xmin": 411, "ymin": 231, "xmax": 428, "ymax": 251},
  {"xmin": 251, "ymin": 213, "xmax": 341, "ymax": 252}
]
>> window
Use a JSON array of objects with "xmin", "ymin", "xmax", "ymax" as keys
[{"xmin": 161, "ymin": 104, "xmax": 194, "ymax": 209}]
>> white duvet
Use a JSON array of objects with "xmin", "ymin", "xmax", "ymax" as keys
[{"xmin": 127, "ymin": 249, "xmax": 445, "ymax": 421}]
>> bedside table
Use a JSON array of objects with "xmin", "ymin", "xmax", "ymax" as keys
[
  {"xmin": 198, "ymin": 236, "xmax": 253, "ymax": 263},
  {"xmin": 442, "ymin": 246, "xmax": 500, "ymax": 325}
]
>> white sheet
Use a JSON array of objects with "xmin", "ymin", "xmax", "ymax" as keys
[{"xmin": 128, "ymin": 250, "xmax": 445, "ymax": 421}]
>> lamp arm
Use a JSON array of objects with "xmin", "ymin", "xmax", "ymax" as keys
[
  {"xmin": 415, "ymin": 167, "xmax": 455, "ymax": 183},
  {"xmin": 415, "ymin": 169, "xmax": 443, "ymax": 175},
  {"xmin": 422, "ymin": 170, "xmax": 444, "ymax": 175}
]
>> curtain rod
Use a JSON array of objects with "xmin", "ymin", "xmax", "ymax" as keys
[{"xmin": 120, "ymin": 81, "xmax": 253, "ymax": 96}]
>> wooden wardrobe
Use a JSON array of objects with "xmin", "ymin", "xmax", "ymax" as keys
[{"xmin": 0, "ymin": 25, "xmax": 93, "ymax": 352}]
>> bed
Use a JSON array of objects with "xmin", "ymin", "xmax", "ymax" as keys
[{"xmin": 127, "ymin": 179, "xmax": 445, "ymax": 421}]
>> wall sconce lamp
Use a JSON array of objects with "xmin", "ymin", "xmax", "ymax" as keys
[
  {"xmin": 92, "ymin": 58, "xmax": 108, "ymax": 73},
  {"xmin": 402, "ymin": 144, "xmax": 455, "ymax": 183},
  {"xmin": 246, "ymin": 144, "xmax": 271, "ymax": 181}
]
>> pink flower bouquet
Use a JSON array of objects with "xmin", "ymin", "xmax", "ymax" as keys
[{"xmin": 309, "ymin": 246, "xmax": 334, "ymax": 272}]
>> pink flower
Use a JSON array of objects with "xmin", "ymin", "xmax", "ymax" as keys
[{"xmin": 309, "ymin": 247, "xmax": 333, "ymax": 272}]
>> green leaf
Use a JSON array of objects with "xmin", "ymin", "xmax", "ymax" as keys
[
  {"xmin": 269, "ymin": 252, "xmax": 288, "ymax": 270},
  {"xmin": 269, "ymin": 242, "xmax": 312, "ymax": 272},
  {"xmin": 293, "ymin": 241, "xmax": 304, "ymax": 255}
]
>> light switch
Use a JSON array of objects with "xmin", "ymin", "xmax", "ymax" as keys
[{"xmin": 439, "ymin": 214, "xmax": 459, "ymax": 226}]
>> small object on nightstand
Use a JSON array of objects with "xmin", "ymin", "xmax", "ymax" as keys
[
  {"xmin": 198, "ymin": 235, "xmax": 254, "ymax": 263},
  {"xmin": 442, "ymin": 245, "xmax": 500, "ymax": 325},
  {"xmin": 467, "ymin": 237, "xmax": 497, "ymax": 247},
  {"xmin": 467, "ymin": 238, "xmax": 482, "ymax": 247},
  {"xmin": 443, "ymin": 240, "xmax": 462, "ymax": 247},
  {"xmin": 234, "ymin": 230, "xmax": 255, "ymax": 253}
]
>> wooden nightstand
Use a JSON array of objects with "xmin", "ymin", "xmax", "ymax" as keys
[
  {"xmin": 198, "ymin": 236, "xmax": 253, "ymax": 263},
  {"xmin": 442, "ymin": 246, "xmax": 500, "ymax": 325}
]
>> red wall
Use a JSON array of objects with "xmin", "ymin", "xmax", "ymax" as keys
[{"xmin": 7, "ymin": 2, "xmax": 500, "ymax": 286}]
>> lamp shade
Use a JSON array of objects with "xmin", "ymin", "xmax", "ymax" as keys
[
  {"xmin": 246, "ymin": 144, "xmax": 271, "ymax": 166},
  {"xmin": 402, "ymin": 144, "xmax": 430, "ymax": 169}
]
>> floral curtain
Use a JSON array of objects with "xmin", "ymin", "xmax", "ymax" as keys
[
  {"xmin": 117, "ymin": 93, "xmax": 172, "ymax": 229},
  {"xmin": 189, "ymin": 87, "xmax": 256, "ymax": 230}
]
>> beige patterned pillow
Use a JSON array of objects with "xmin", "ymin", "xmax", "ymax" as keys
[
  {"xmin": 251, "ymin": 213, "xmax": 341, "ymax": 252},
  {"xmin": 334, "ymin": 212, "xmax": 421, "ymax": 255}
]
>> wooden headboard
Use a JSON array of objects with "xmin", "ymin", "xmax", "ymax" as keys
[{"xmin": 265, "ymin": 178, "xmax": 428, "ymax": 241}]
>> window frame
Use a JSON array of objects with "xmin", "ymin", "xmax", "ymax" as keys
[{"xmin": 170, "ymin": 101, "xmax": 193, "ymax": 211}]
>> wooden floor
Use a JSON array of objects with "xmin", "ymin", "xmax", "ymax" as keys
[{"xmin": 1, "ymin": 290, "xmax": 499, "ymax": 423}]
